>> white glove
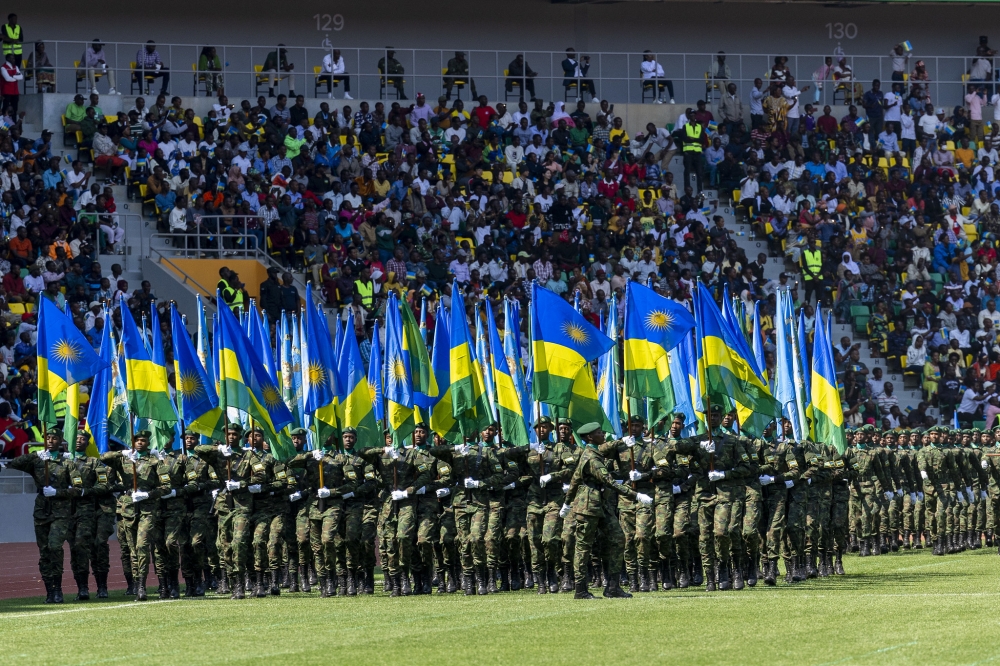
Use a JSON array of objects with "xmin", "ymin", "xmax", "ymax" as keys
[
  {"xmin": 122, "ymin": 449, "xmax": 137, "ymax": 462},
  {"xmin": 884, "ymin": 491, "xmax": 893, "ymax": 501},
  {"xmin": 896, "ymin": 489, "xmax": 903, "ymax": 497},
  {"xmin": 165, "ymin": 489, "xmax": 177, "ymax": 499},
  {"xmin": 211, "ymin": 490, "xmax": 219, "ymax": 500},
  {"xmin": 42, "ymin": 485, "xmax": 57, "ymax": 497},
  {"xmin": 701, "ymin": 441, "xmax": 716, "ymax": 453},
  {"xmin": 155, "ymin": 449, "xmax": 166, "ymax": 461},
  {"xmin": 982, "ymin": 490, "xmax": 989, "ymax": 500},
  {"xmin": 917, "ymin": 492, "xmax": 924, "ymax": 501},
  {"xmin": 982, "ymin": 460, "xmax": 990, "ymax": 470},
  {"xmin": 454, "ymin": 444, "xmax": 469, "ymax": 455},
  {"xmin": 920, "ymin": 470, "xmax": 928, "ymax": 480},
  {"xmin": 464, "ymin": 478, "xmax": 480, "ymax": 489},
  {"xmin": 635, "ymin": 492, "xmax": 653, "ymax": 506},
  {"xmin": 225, "ymin": 480, "xmax": 241, "ymax": 491},
  {"xmin": 37, "ymin": 450, "xmax": 51, "ymax": 461},
  {"xmin": 785, "ymin": 480, "xmax": 794, "ymax": 489},
  {"xmin": 628, "ymin": 470, "xmax": 642, "ymax": 482},
  {"xmin": 248, "ymin": 484, "xmax": 262, "ymax": 494},
  {"xmin": 806, "ymin": 478, "xmax": 812, "ymax": 485},
  {"xmin": 559, "ymin": 503, "xmax": 570, "ymax": 518},
  {"xmin": 623, "ymin": 435, "xmax": 636, "ymax": 448},
  {"xmin": 0, "ymin": 460, "xmax": 6, "ymax": 470},
  {"xmin": 910, "ymin": 493, "xmax": 917, "ymax": 503},
  {"xmin": 436, "ymin": 488, "xmax": 450, "ymax": 498},
  {"xmin": 289, "ymin": 491, "xmax": 302, "ymax": 502},
  {"xmin": 562, "ymin": 483, "xmax": 571, "ymax": 493},
  {"xmin": 758, "ymin": 475, "xmax": 774, "ymax": 486},
  {"xmin": 131, "ymin": 490, "xmax": 149, "ymax": 502},
  {"xmin": 708, "ymin": 470, "xmax": 725, "ymax": 482},
  {"xmin": 391, "ymin": 489, "xmax": 409, "ymax": 500},
  {"xmin": 504, "ymin": 482, "xmax": 516, "ymax": 490},
  {"xmin": 415, "ymin": 486, "xmax": 426, "ymax": 495},
  {"xmin": 672, "ymin": 485, "xmax": 682, "ymax": 495},
  {"xmin": 317, "ymin": 487, "xmax": 331, "ymax": 498},
  {"xmin": 539, "ymin": 473, "xmax": 552, "ymax": 487},
  {"xmin": 342, "ymin": 492, "xmax": 354, "ymax": 500},
  {"xmin": 312, "ymin": 449, "xmax": 323, "ymax": 461},
  {"xmin": 966, "ymin": 487, "xmax": 973, "ymax": 499},
  {"xmin": 389, "ymin": 448, "xmax": 401, "ymax": 460},
  {"xmin": 218, "ymin": 444, "xmax": 232, "ymax": 457}
]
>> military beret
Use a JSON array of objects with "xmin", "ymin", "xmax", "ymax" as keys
[
  {"xmin": 183, "ymin": 429, "xmax": 199, "ymax": 437},
  {"xmin": 533, "ymin": 416, "xmax": 553, "ymax": 427},
  {"xmin": 289, "ymin": 427, "xmax": 308, "ymax": 436},
  {"xmin": 576, "ymin": 422, "xmax": 602, "ymax": 437},
  {"xmin": 226, "ymin": 423, "xmax": 244, "ymax": 434},
  {"xmin": 342, "ymin": 427, "xmax": 358, "ymax": 435},
  {"xmin": 46, "ymin": 427, "xmax": 63, "ymax": 438},
  {"xmin": 414, "ymin": 422, "xmax": 429, "ymax": 430},
  {"xmin": 671, "ymin": 412, "xmax": 686, "ymax": 422},
  {"xmin": 250, "ymin": 426, "xmax": 264, "ymax": 434},
  {"xmin": 557, "ymin": 418, "xmax": 573, "ymax": 426},
  {"xmin": 629, "ymin": 415, "xmax": 646, "ymax": 424},
  {"xmin": 133, "ymin": 430, "xmax": 151, "ymax": 440}
]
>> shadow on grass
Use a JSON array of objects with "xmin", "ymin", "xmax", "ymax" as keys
[{"xmin": 0, "ymin": 590, "xmax": 232, "ymax": 614}]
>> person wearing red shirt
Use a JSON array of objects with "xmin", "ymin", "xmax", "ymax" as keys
[
  {"xmin": 2, "ymin": 270, "xmax": 26, "ymax": 302},
  {"xmin": 816, "ymin": 105, "xmax": 839, "ymax": 138},
  {"xmin": 470, "ymin": 95, "xmax": 497, "ymax": 129}
]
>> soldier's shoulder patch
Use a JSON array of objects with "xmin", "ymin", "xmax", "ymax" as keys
[
  {"xmin": 507, "ymin": 460, "xmax": 517, "ymax": 469},
  {"xmin": 657, "ymin": 458, "xmax": 669, "ymax": 467},
  {"xmin": 835, "ymin": 460, "xmax": 845, "ymax": 468},
  {"xmin": 346, "ymin": 470, "xmax": 357, "ymax": 480},
  {"xmin": 677, "ymin": 455, "xmax": 690, "ymax": 465},
  {"xmin": 563, "ymin": 456, "xmax": 575, "ymax": 464},
  {"xmin": 493, "ymin": 463, "xmax": 503, "ymax": 472},
  {"xmin": 158, "ymin": 473, "xmax": 170, "ymax": 483},
  {"xmin": 97, "ymin": 472, "xmax": 108, "ymax": 484},
  {"xmin": 208, "ymin": 468, "xmax": 218, "ymax": 479},
  {"xmin": 364, "ymin": 471, "xmax": 375, "ymax": 480},
  {"xmin": 252, "ymin": 463, "xmax": 265, "ymax": 472},
  {"xmin": 72, "ymin": 475, "xmax": 83, "ymax": 486},
  {"xmin": 439, "ymin": 464, "xmax": 451, "ymax": 475},
  {"xmin": 765, "ymin": 455, "xmax": 776, "ymax": 463},
  {"xmin": 186, "ymin": 471, "xmax": 198, "ymax": 481},
  {"xmin": 276, "ymin": 470, "xmax": 287, "ymax": 479},
  {"xmin": 417, "ymin": 463, "xmax": 429, "ymax": 472},
  {"xmin": 788, "ymin": 460, "xmax": 799, "ymax": 469},
  {"xmin": 741, "ymin": 453, "xmax": 750, "ymax": 462}
]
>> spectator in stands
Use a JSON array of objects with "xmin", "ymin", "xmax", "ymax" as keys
[
  {"xmin": 444, "ymin": 51, "xmax": 475, "ymax": 101},
  {"xmin": 641, "ymin": 51, "xmax": 673, "ymax": 104},
  {"xmin": 0, "ymin": 54, "xmax": 23, "ymax": 115},
  {"xmin": 320, "ymin": 49, "xmax": 352, "ymax": 100},
  {"xmin": 197, "ymin": 46, "xmax": 224, "ymax": 97},
  {"xmin": 263, "ymin": 44, "xmax": 295, "ymax": 98},
  {"xmin": 135, "ymin": 40, "xmax": 169, "ymax": 95},
  {"xmin": 377, "ymin": 47, "xmax": 406, "ymax": 100},
  {"xmin": 79, "ymin": 39, "xmax": 116, "ymax": 95},
  {"xmin": 506, "ymin": 54, "xmax": 536, "ymax": 103},
  {"xmin": 26, "ymin": 41, "xmax": 54, "ymax": 93},
  {"xmin": 562, "ymin": 48, "xmax": 595, "ymax": 101}
]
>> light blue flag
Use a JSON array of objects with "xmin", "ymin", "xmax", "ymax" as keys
[
  {"xmin": 774, "ymin": 289, "xmax": 807, "ymax": 440},
  {"xmin": 475, "ymin": 304, "xmax": 497, "ymax": 422},
  {"xmin": 503, "ymin": 300, "xmax": 532, "ymax": 439},
  {"xmin": 86, "ymin": 309, "xmax": 113, "ymax": 453},
  {"xmin": 798, "ymin": 307, "xmax": 811, "ymax": 406},
  {"xmin": 419, "ymin": 298, "xmax": 428, "ymax": 345},
  {"xmin": 248, "ymin": 306, "xmax": 278, "ymax": 383},
  {"xmin": 597, "ymin": 296, "xmax": 623, "ymax": 438},
  {"xmin": 673, "ymin": 329, "xmax": 703, "ymax": 437},
  {"xmin": 368, "ymin": 320, "xmax": 385, "ymax": 425},
  {"xmin": 752, "ymin": 301, "xmax": 767, "ymax": 390}
]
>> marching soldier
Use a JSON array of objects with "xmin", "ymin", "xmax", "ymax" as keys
[
  {"xmin": 339, "ymin": 427, "xmax": 377, "ymax": 596},
  {"xmin": 754, "ymin": 421, "xmax": 798, "ymax": 586},
  {"xmin": 431, "ymin": 433, "xmax": 460, "ymax": 594},
  {"xmin": 154, "ymin": 439, "xmax": 188, "ymax": 599},
  {"xmin": 66, "ymin": 432, "xmax": 110, "ymax": 600},
  {"xmin": 282, "ymin": 428, "xmax": 311, "ymax": 592},
  {"xmin": 615, "ymin": 415, "xmax": 656, "ymax": 592},
  {"xmin": 180, "ymin": 429, "xmax": 215, "ymax": 596}
]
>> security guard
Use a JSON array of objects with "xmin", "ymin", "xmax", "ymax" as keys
[
  {"xmin": 678, "ymin": 113, "xmax": 704, "ymax": 191},
  {"xmin": 1, "ymin": 14, "xmax": 22, "ymax": 58}
]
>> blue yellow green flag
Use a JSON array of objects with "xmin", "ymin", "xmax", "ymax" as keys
[
  {"xmin": 368, "ymin": 320, "xmax": 385, "ymax": 426},
  {"xmin": 85, "ymin": 309, "xmax": 113, "ymax": 454},
  {"xmin": 337, "ymin": 309, "xmax": 380, "ymax": 449},
  {"xmin": 303, "ymin": 285, "xmax": 338, "ymax": 439},
  {"xmin": 811, "ymin": 308, "xmax": 846, "ymax": 453},
  {"xmin": 448, "ymin": 284, "xmax": 492, "ymax": 438},
  {"xmin": 486, "ymin": 301, "xmax": 528, "ymax": 443},
  {"xmin": 120, "ymin": 296, "xmax": 176, "ymax": 421},
  {"xmin": 171, "ymin": 304, "xmax": 224, "ymax": 438},
  {"xmin": 385, "ymin": 292, "xmax": 414, "ymax": 442}
]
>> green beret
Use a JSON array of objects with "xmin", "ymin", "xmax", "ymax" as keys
[
  {"xmin": 628, "ymin": 415, "xmax": 646, "ymax": 424},
  {"xmin": 250, "ymin": 426, "xmax": 264, "ymax": 434},
  {"xmin": 414, "ymin": 422, "xmax": 429, "ymax": 430},
  {"xmin": 671, "ymin": 412, "xmax": 686, "ymax": 422},
  {"xmin": 342, "ymin": 427, "xmax": 358, "ymax": 435},
  {"xmin": 226, "ymin": 423, "xmax": 244, "ymax": 434},
  {"xmin": 577, "ymin": 422, "xmax": 602, "ymax": 437},
  {"xmin": 533, "ymin": 416, "xmax": 553, "ymax": 427},
  {"xmin": 46, "ymin": 427, "xmax": 63, "ymax": 438},
  {"xmin": 557, "ymin": 418, "xmax": 573, "ymax": 426},
  {"xmin": 182, "ymin": 429, "xmax": 199, "ymax": 437},
  {"xmin": 133, "ymin": 430, "xmax": 152, "ymax": 440},
  {"xmin": 289, "ymin": 428, "xmax": 308, "ymax": 436}
]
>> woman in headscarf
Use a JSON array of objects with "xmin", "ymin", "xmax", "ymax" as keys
[
  {"xmin": 837, "ymin": 251, "xmax": 860, "ymax": 280},
  {"xmin": 550, "ymin": 101, "xmax": 575, "ymax": 128},
  {"xmin": 226, "ymin": 164, "xmax": 245, "ymax": 191}
]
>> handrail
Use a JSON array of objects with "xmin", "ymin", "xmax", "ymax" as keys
[
  {"xmin": 22, "ymin": 40, "xmax": 993, "ymax": 106},
  {"xmin": 148, "ymin": 244, "xmax": 217, "ymax": 300}
]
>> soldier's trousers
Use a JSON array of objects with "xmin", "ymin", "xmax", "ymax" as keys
[
  {"xmin": 182, "ymin": 504, "xmax": 212, "ymax": 579},
  {"xmin": 504, "ymin": 497, "xmax": 527, "ymax": 567},
  {"xmin": 216, "ymin": 509, "xmax": 235, "ymax": 574},
  {"xmin": 698, "ymin": 487, "xmax": 741, "ymax": 568},
  {"xmin": 282, "ymin": 502, "xmax": 310, "ymax": 570},
  {"xmin": 741, "ymin": 486, "xmax": 762, "ymax": 560},
  {"xmin": 438, "ymin": 509, "xmax": 458, "ymax": 569},
  {"xmin": 251, "ymin": 510, "xmax": 285, "ymax": 572},
  {"xmin": 621, "ymin": 502, "xmax": 653, "ymax": 573},
  {"xmin": 35, "ymin": 518, "xmax": 70, "ymax": 581},
  {"xmin": 155, "ymin": 506, "xmax": 186, "ymax": 576},
  {"xmin": 673, "ymin": 491, "xmax": 694, "ymax": 567},
  {"xmin": 927, "ymin": 488, "xmax": 950, "ymax": 540},
  {"xmin": 413, "ymin": 500, "xmax": 438, "ymax": 574},
  {"xmin": 228, "ymin": 508, "xmax": 252, "ymax": 576},
  {"xmin": 573, "ymin": 508, "xmax": 626, "ymax": 586},
  {"xmin": 380, "ymin": 500, "xmax": 416, "ymax": 575},
  {"xmin": 561, "ymin": 508, "xmax": 576, "ymax": 573},
  {"xmin": 310, "ymin": 505, "xmax": 344, "ymax": 577},
  {"xmin": 69, "ymin": 508, "xmax": 96, "ymax": 578},
  {"xmin": 92, "ymin": 511, "xmax": 116, "ymax": 576},
  {"xmin": 653, "ymin": 495, "xmax": 674, "ymax": 570},
  {"xmin": 808, "ymin": 485, "xmax": 832, "ymax": 556},
  {"xmin": 527, "ymin": 504, "xmax": 562, "ymax": 572},
  {"xmin": 122, "ymin": 510, "xmax": 160, "ymax": 579},
  {"xmin": 361, "ymin": 503, "xmax": 378, "ymax": 570},
  {"xmin": 877, "ymin": 492, "xmax": 890, "ymax": 537},
  {"xmin": 988, "ymin": 490, "xmax": 999, "ymax": 533},
  {"xmin": 903, "ymin": 491, "xmax": 917, "ymax": 533},
  {"xmin": 338, "ymin": 502, "xmax": 365, "ymax": 576},
  {"xmin": 456, "ymin": 504, "xmax": 488, "ymax": 574},
  {"xmin": 485, "ymin": 500, "xmax": 505, "ymax": 568},
  {"xmin": 831, "ymin": 484, "xmax": 850, "ymax": 554},
  {"xmin": 782, "ymin": 487, "xmax": 807, "ymax": 559},
  {"xmin": 116, "ymin": 512, "xmax": 132, "ymax": 578},
  {"xmin": 762, "ymin": 488, "xmax": 787, "ymax": 560},
  {"xmin": 889, "ymin": 492, "xmax": 903, "ymax": 535}
]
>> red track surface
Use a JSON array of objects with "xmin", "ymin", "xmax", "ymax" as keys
[{"xmin": 0, "ymin": 542, "xmax": 128, "ymax": 600}]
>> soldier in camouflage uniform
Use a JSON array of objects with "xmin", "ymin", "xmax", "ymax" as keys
[
  {"xmin": 90, "ymin": 439, "xmax": 119, "ymax": 599},
  {"xmin": 429, "ymin": 431, "xmax": 505, "ymax": 595},
  {"xmin": 754, "ymin": 420, "xmax": 798, "ymax": 586},
  {"xmin": 916, "ymin": 426, "xmax": 954, "ymax": 556},
  {"xmin": 613, "ymin": 415, "xmax": 656, "ymax": 593},
  {"xmin": 983, "ymin": 429, "xmax": 1000, "ymax": 553},
  {"xmin": 241, "ymin": 427, "xmax": 287, "ymax": 597},
  {"xmin": 801, "ymin": 435, "xmax": 832, "ymax": 577},
  {"xmin": 153, "ymin": 439, "xmax": 188, "ymax": 599},
  {"xmin": 339, "ymin": 427, "xmax": 377, "ymax": 596},
  {"xmin": 649, "ymin": 413, "xmax": 700, "ymax": 590},
  {"xmin": 101, "ymin": 431, "xmax": 170, "ymax": 601},
  {"xmin": 896, "ymin": 430, "xmax": 919, "ymax": 550},
  {"xmin": 179, "ymin": 430, "xmax": 215, "ymax": 596},
  {"xmin": 282, "ymin": 428, "xmax": 311, "ymax": 592},
  {"xmin": 555, "ymin": 419, "xmax": 580, "ymax": 592},
  {"xmin": 524, "ymin": 416, "xmax": 573, "ymax": 594},
  {"xmin": 940, "ymin": 429, "xmax": 965, "ymax": 553},
  {"xmin": 561, "ymin": 422, "xmax": 650, "ymax": 599},
  {"xmin": 726, "ymin": 411, "xmax": 763, "ymax": 588},
  {"xmin": 848, "ymin": 425, "xmax": 893, "ymax": 558},
  {"xmin": 957, "ymin": 431, "xmax": 980, "ymax": 550},
  {"xmin": 911, "ymin": 430, "xmax": 928, "ymax": 549},
  {"xmin": 431, "ymin": 433, "xmax": 459, "ymax": 594},
  {"xmin": 496, "ymin": 427, "xmax": 533, "ymax": 592},
  {"xmin": 5, "ymin": 429, "xmax": 74, "ymax": 603},
  {"xmin": 778, "ymin": 418, "xmax": 808, "ymax": 582},
  {"xmin": 970, "ymin": 430, "xmax": 988, "ymax": 548},
  {"xmin": 412, "ymin": 428, "xmax": 453, "ymax": 594},
  {"xmin": 825, "ymin": 441, "xmax": 849, "ymax": 576},
  {"xmin": 977, "ymin": 430, "xmax": 996, "ymax": 548},
  {"xmin": 66, "ymin": 433, "xmax": 110, "ymax": 600}
]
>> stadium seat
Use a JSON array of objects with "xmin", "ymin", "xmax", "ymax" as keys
[
  {"xmin": 443, "ymin": 67, "xmax": 466, "ymax": 100},
  {"xmin": 130, "ymin": 61, "xmax": 156, "ymax": 95},
  {"xmin": 75, "ymin": 59, "xmax": 104, "ymax": 94}
]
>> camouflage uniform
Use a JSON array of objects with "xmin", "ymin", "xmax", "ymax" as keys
[
  {"xmin": 524, "ymin": 439, "xmax": 576, "ymax": 592},
  {"xmin": 91, "ymin": 461, "xmax": 120, "ymax": 596},
  {"xmin": 844, "ymin": 439, "xmax": 888, "ymax": 557},
  {"xmin": 248, "ymin": 448, "xmax": 290, "ymax": 595},
  {"xmin": 827, "ymin": 444, "xmax": 850, "ymax": 573},
  {"xmin": 337, "ymin": 447, "xmax": 376, "ymax": 595},
  {"xmin": 781, "ymin": 437, "xmax": 809, "ymax": 581},
  {"xmin": 180, "ymin": 446, "xmax": 217, "ymax": 594},
  {"xmin": 418, "ymin": 448, "xmax": 454, "ymax": 592},
  {"xmin": 649, "ymin": 433, "xmax": 700, "ymax": 589},
  {"xmin": 283, "ymin": 452, "xmax": 312, "ymax": 591},
  {"xmin": 496, "ymin": 445, "xmax": 532, "ymax": 592},
  {"xmin": 8, "ymin": 451, "xmax": 74, "ymax": 601},
  {"xmin": 801, "ymin": 439, "xmax": 833, "ymax": 575},
  {"xmin": 66, "ymin": 454, "xmax": 110, "ymax": 599},
  {"xmin": 755, "ymin": 435, "xmax": 799, "ymax": 584},
  {"xmin": 154, "ymin": 449, "xmax": 189, "ymax": 598},
  {"xmin": 695, "ymin": 430, "xmax": 751, "ymax": 590},
  {"xmin": 611, "ymin": 436, "xmax": 655, "ymax": 590}
]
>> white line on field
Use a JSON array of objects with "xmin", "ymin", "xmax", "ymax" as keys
[
  {"xmin": 813, "ymin": 640, "xmax": 918, "ymax": 666},
  {"xmin": 2, "ymin": 597, "xmax": 219, "ymax": 620}
]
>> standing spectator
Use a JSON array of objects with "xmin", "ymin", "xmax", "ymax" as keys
[
  {"xmin": 79, "ymin": 39, "xmax": 117, "ymax": 95},
  {"xmin": 320, "ymin": 48, "xmax": 352, "ymax": 100},
  {"xmin": 562, "ymin": 48, "xmax": 596, "ymax": 101},
  {"xmin": 262, "ymin": 44, "xmax": 295, "ymax": 98},
  {"xmin": 862, "ymin": 79, "xmax": 885, "ymax": 147},
  {"xmin": 506, "ymin": 54, "xmax": 536, "ymax": 103},
  {"xmin": 782, "ymin": 75, "xmax": 809, "ymax": 136},
  {"xmin": 966, "ymin": 84, "xmax": 987, "ymax": 143},
  {"xmin": 889, "ymin": 43, "xmax": 910, "ymax": 82},
  {"xmin": 0, "ymin": 14, "xmax": 22, "ymax": 61},
  {"xmin": 641, "ymin": 50, "xmax": 673, "ymax": 104},
  {"xmin": 749, "ymin": 78, "xmax": 764, "ymax": 129},
  {"xmin": 0, "ymin": 54, "xmax": 23, "ymax": 115},
  {"xmin": 135, "ymin": 40, "xmax": 169, "ymax": 95},
  {"xmin": 719, "ymin": 83, "xmax": 744, "ymax": 135}
]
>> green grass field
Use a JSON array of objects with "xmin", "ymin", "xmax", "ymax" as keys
[{"xmin": 3, "ymin": 548, "xmax": 999, "ymax": 666}]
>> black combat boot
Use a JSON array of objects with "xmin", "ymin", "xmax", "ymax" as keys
[
  {"xmin": 628, "ymin": 572, "xmax": 639, "ymax": 593},
  {"xmin": 463, "ymin": 571, "xmax": 474, "ymax": 596},
  {"xmin": 783, "ymin": 558, "xmax": 795, "ymax": 584},
  {"xmin": 206, "ymin": 568, "xmax": 218, "ymax": 591},
  {"xmin": 510, "ymin": 564, "xmax": 522, "ymax": 591},
  {"xmin": 879, "ymin": 534, "xmax": 889, "ymax": 555},
  {"xmin": 485, "ymin": 567, "xmax": 497, "ymax": 593},
  {"xmin": 193, "ymin": 571, "xmax": 205, "ymax": 596},
  {"xmin": 970, "ymin": 530, "xmax": 980, "ymax": 550},
  {"xmin": 95, "ymin": 572, "xmax": 109, "ymax": 599},
  {"xmin": 763, "ymin": 558, "xmax": 776, "ymax": 586},
  {"xmin": 746, "ymin": 553, "xmax": 759, "ymax": 588},
  {"xmin": 859, "ymin": 538, "xmax": 870, "ymax": 557},
  {"xmin": 732, "ymin": 557, "xmax": 745, "ymax": 591},
  {"xmin": 217, "ymin": 572, "xmax": 230, "ymax": 595},
  {"xmin": 691, "ymin": 560, "xmax": 704, "ymax": 587},
  {"xmin": 603, "ymin": 568, "xmax": 632, "ymax": 598},
  {"xmin": 252, "ymin": 571, "xmax": 265, "ymax": 598},
  {"xmin": 639, "ymin": 568, "xmax": 650, "ymax": 592},
  {"xmin": 476, "ymin": 567, "xmax": 489, "ymax": 595},
  {"xmin": 319, "ymin": 575, "xmax": 331, "ymax": 598},
  {"xmin": 793, "ymin": 556, "xmax": 806, "ymax": 582},
  {"xmin": 412, "ymin": 570, "xmax": 424, "ymax": 596},
  {"xmin": 986, "ymin": 530, "xmax": 994, "ymax": 547},
  {"xmin": 662, "ymin": 561, "xmax": 675, "ymax": 591},
  {"xmin": 270, "ymin": 569, "xmax": 281, "ymax": 596},
  {"xmin": 309, "ymin": 564, "xmax": 318, "ymax": 586},
  {"xmin": 523, "ymin": 566, "xmax": 534, "ymax": 590},
  {"xmin": 559, "ymin": 565, "xmax": 571, "ymax": 593},
  {"xmin": 386, "ymin": 574, "xmax": 398, "ymax": 598},
  {"xmin": 288, "ymin": 566, "xmax": 300, "ymax": 593},
  {"xmin": 400, "ymin": 570, "xmax": 412, "ymax": 596},
  {"xmin": 124, "ymin": 571, "xmax": 135, "ymax": 596},
  {"xmin": 183, "ymin": 576, "xmax": 196, "ymax": 597},
  {"xmin": 364, "ymin": 567, "xmax": 375, "ymax": 595},
  {"xmin": 43, "ymin": 578, "xmax": 54, "ymax": 604},
  {"xmin": 136, "ymin": 578, "xmax": 147, "ymax": 602},
  {"xmin": 298, "ymin": 566, "xmax": 310, "ymax": 593},
  {"xmin": 818, "ymin": 554, "xmax": 829, "ymax": 577},
  {"xmin": 536, "ymin": 568, "xmax": 548, "ymax": 594},
  {"xmin": 932, "ymin": 536, "xmax": 943, "ymax": 556},
  {"xmin": 717, "ymin": 560, "xmax": 731, "ymax": 591},
  {"xmin": 834, "ymin": 552, "xmax": 845, "ymax": 575},
  {"xmin": 849, "ymin": 533, "xmax": 859, "ymax": 552},
  {"xmin": 574, "ymin": 578, "xmax": 595, "ymax": 599},
  {"xmin": 499, "ymin": 566, "xmax": 510, "ymax": 592},
  {"xmin": 75, "ymin": 573, "xmax": 90, "ymax": 601},
  {"xmin": 902, "ymin": 530, "xmax": 911, "ymax": 550},
  {"xmin": 437, "ymin": 567, "xmax": 448, "ymax": 594},
  {"xmin": 346, "ymin": 569, "xmax": 357, "ymax": 596},
  {"xmin": 446, "ymin": 564, "xmax": 458, "ymax": 594},
  {"xmin": 170, "ymin": 570, "xmax": 180, "ymax": 599},
  {"xmin": 704, "ymin": 560, "xmax": 717, "ymax": 592},
  {"xmin": 335, "ymin": 573, "xmax": 347, "ymax": 596},
  {"xmin": 807, "ymin": 556, "xmax": 818, "ymax": 579},
  {"xmin": 676, "ymin": 559, "xmax": 690, "ymax": 589}
]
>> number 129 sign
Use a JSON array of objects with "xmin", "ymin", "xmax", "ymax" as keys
[{"xmin": 314, "ymin": 14, "xmax": 344, "ymax": 31}]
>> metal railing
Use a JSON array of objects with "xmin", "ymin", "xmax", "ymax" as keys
[
  {"xmin": 0, "ymin": 467, "xmax": 36, "ymax": 495},
  {"xmin": 19, "ymin": 41, "xmax": 997, "ymax": 107}
]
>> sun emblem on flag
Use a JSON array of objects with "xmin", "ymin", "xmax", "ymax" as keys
[
  {"xmin": 645, "ymin": 310, "xmax": 675, "ymax": 332},
  {"xmin": 52, "ymin": 339, "xmax": 81, "ymax": 363},
  {"xmin": 177, "ymin": 371, "xmax": 204, "ymax": 399},
  {"xmin": 368, "ymin": 381, "xmax": 379, "ymax": 402},
  {"xmin": 596, "ymin": 371, "xmax": 608, "ymax": 394},
  {"xmin": 562, "ymin": 322, "xmax": 590, "ymax": 345},
  {"xmin": 261, "ymin": 384, "xmax": 283, "ymax": 409},
  {"xmin": 389, "ymin": 358, "xmax": 407, "ymax": 387},
  {"xmin": 308, "ymin": 362, "xmax": 327, "ymax": 387}
]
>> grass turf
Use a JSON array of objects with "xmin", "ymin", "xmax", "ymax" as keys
[{"xmin": 2, "ymin": 547, "xmax": 999, "ymax": 666}]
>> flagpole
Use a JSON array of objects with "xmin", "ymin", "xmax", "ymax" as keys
[{"xmin": 622, "ymin": 280, "xmax": 635, "ymax": 488}]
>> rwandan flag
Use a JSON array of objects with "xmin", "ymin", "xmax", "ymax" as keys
[
  {"xmin": 721, "ymin": 287, "xmax": 774, "ymax": 437},
  {"xmin": 217, "ymin": 291, "xmax": 294, "ymax": 459},
  {"xmin": 404, "ymin": 296, "xmax": 436, "ymax": 402},
  {"xmin": 171, "ymin": 304, "xmax": 224, "ymax": 439},
  {"xmin": 448, "ymin": 283, "xmax": 492, "ymax": 439},
  {"xmin": 368, "ymin": 320, "xmax": 385, "ymax": 427},
  {"xmin": 303, "ymin": 285, "xmax": 339, "ymax": 444},
  {"xmin": 503, "ymin": 301, "xmax": 531, "ymax": 438},
  {"xmin": 486, "ymin": 301, "xmax": 527, "ymax": 443},
  {"xmin": 85, "ymin": 309, "xmax": 113, "ymax": 454},
  {"xmin": 597, "ymin": 298, "xmax": 623, "ymax": 439},
  {"xmin": 385, "ymin": 292, "xmax": 415, "ymax": 443},
  {"xmin": 623, "ymin": 281, "xmax": 695, "ymax": 416},
  {"xmin": 811, "ymin": 308, "xmax": 846, "ymax": 453},
  {"xmin": 36, "ymin": 296, "xmax": 107, "ymax": 425},
  {"xmin": 530, "ymin": 283, "xmax": 613, "ymax": 431},
  {"xmin": 120, "ymin": 297, "xmax": 176, "ymax": 422},
  {"xmin": 475, "ymin": 306, "xmax": 497, "ymax": 423},
  {"xmin": 337, "ymin": 309, "xmax": 380, "ymax": 449},
  {"xmin": 427, "ymin": 305, "xmax": 461, "ymax": 443}
]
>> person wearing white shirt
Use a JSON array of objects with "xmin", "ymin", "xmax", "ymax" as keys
[
  {"xmin": 444, "ymin": 122, "xmax": 466, "ymax": 145},
  {"xmin": 917, "ymin": 108, "xmax": 942, "ymax": 145},
  {"xmin": 504, "ymin": 137, "xmax": 524, "ymax": 171},
  {"xmin": 899, "ymin": 108, "xmax": 916, "ymax": 154},
  {"xmin": 533, "ymin": 192, "xmax": 553, "ymax": 212},
  {"xmin": 177, "ymin": 135, "xmax": 198, "ymax": 158},
  {"xmin": 640, "ymin": 50, "xmax": 673, "ymax": 104},
  {"xmin": 320, "ymin": 49, "xmax": 352, "ymax": 99},
  {"xmin": 782, "ymin": 76, "xmax": 809, "ymax": 136},
  {"xmin": 978, "ymin": 139, "xmax": 999, "ymax": 164},
  {"xmin": 749, "ymin": 78, "xmax": 764, "ymax": 128},
  {"xmin": 884, "ymin": 84, "xmax": 902, "ymax": 123}
]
